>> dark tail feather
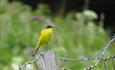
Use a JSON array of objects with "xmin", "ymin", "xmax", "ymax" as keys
[{"xmin": 32, "ymin": 44, "xmax": 40, "ymax": 56}]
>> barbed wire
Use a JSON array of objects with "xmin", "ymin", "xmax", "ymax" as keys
[
  {"xmin": 19, "ymin": 58, "xmax": 35, "ymax": 70},
  {"xmin": 19, "ymin": 34, "xmax": 115, "ymax": 70},
  {"xmin": 18, "ymin": 54, "xmax": 40, "ymax": 70},
  {"xmin": 56, "ymin": 55, "xmax": 115, "ymax": 61},
  {"xmin": 84, "ymin": 34, "xmax": 115, "ymax": 70},
  {"xmin": 84, "ymin": 55, "xmax": 115, "ymax": 70},
  {"xmin": 56, "ymin": 56, "xmax": 98, "ymax": 62},
  {"xmin": 19, "ymin": 55, "xmax": 115, "ymax": 70},
  {"xmin": 57, "ymin": 55, "xmax": 115, "ymax": 70}
]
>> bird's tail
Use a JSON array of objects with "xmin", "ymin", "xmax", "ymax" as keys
[{"xmin": 32, "ymin": 43, "xmax": 40, "ymax": 56}]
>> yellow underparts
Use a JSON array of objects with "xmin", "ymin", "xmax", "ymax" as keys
[{"xmin": 38, "ymin": 28, "xmax": 53, "ymax": 47}]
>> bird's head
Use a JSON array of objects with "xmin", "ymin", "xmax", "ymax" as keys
[{"xmin": 45, "ymin": 24, "xmax": 55, "ymax": 29}]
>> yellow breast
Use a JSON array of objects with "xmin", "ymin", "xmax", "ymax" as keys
[{"xmin": 38, "ymin": 28, "xmax": 53, "ymax": 46}]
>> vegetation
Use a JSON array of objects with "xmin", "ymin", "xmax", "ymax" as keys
[{"xmin": 0, "ymin": 0, "xmax": 114, "ymax": 70}]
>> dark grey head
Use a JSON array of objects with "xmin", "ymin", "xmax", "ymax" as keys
[{"xmin": 45, "ymin": 24, "xmax": 55, "ymax": 29}]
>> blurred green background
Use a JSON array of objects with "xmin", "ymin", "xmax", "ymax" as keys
[{"xmin": 0, "ymin": 0, "xmax": 115, "ymax": 70}]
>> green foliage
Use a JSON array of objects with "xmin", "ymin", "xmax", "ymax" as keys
[
  {"xmin": 0, "ymin": 0, "xmax": 34, "ymax": 66},
  {"xmin": 0, "ymin": 0, "xmax": 114, "ymax": 70}
]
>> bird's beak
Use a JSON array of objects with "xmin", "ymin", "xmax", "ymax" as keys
[{"xmin": 51, "ymin": 25, "xmax": 55, "ymax": 28}]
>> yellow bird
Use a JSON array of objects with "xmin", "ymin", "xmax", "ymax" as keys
[{"xmin": 33, "ymin": 24, "xmax": 54, "ymax": 56}]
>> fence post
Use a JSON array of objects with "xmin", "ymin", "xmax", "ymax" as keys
[{"xmin": 35, "ymin": 50, "xmax": 58, "ymax": 70}]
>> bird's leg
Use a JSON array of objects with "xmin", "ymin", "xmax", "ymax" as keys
[
  {"xmin": 45, "ymin": 43, "xmax": 50, "ymax": 50},
  {"xmin": 45, "ymin": 43, "xmax": 48, "ymax": 47},
  {"xmin": 32, "ymin": 51, "xmax": 36, "ymax": 59}
]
